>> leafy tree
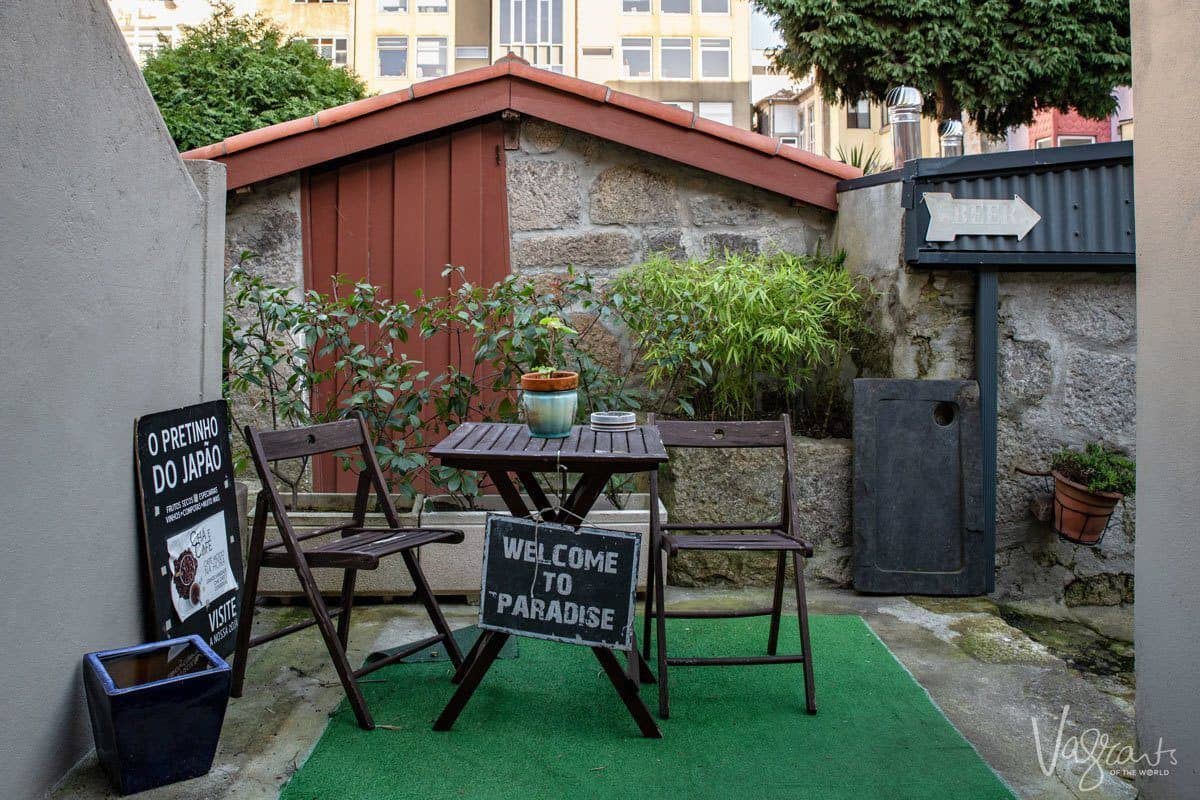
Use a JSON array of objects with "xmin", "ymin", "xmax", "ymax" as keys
[
  {"xmin": 755, "ymin": 0, "xmax": 1131, "ymax": 136},
  {"xmin": 142, "ymin": 3, "xmax": 367, "ymax": 151}
]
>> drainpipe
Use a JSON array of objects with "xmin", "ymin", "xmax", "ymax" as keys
[
  {"xmin": 939, "ymin": 119, "xmax": 964, "ymax": 157},
  {"xmin": 886, "ymin": 86, "xmax": 924, "ymax": 165}
]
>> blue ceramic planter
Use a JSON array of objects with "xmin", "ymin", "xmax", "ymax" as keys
[
  {"xmin": 83, "ymin": 635, "xmax": 231, "ymax": 795},
  {"xmin": 522, "ymin": 388, "xmax": 578, "ymax": 438}
]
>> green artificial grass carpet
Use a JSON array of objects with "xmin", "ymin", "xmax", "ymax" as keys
[{"xmin": 281, "ymin": 616, "xmax": 1014, "ymax": 800}]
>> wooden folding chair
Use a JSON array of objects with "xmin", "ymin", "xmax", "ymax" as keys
[
  {"xmin": 231, "ymin": 413, "xmax": 465, "ymax": 730},
  {"xmin": 642, "ymin": 414, "xmax": 817, "ymax": 719}
]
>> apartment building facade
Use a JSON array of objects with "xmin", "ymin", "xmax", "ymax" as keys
[{"xmin": 111, "ymin": 1, "xmax": 755, "ymax": 127}]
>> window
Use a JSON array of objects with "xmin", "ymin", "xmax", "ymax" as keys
[
  {"xmin": 662, "ymin": 0, "xmax": 690, "ymax": 12},
  {"xmin": 1118, "ymin": 120, "xmax": 1134, "ymax": 141},
  {"xmin": 662, "ymin": 101, "xmax": 694, "ymax": 112},
  {"xmin": 1057, "ymin": 135, "xmax": 1097, "ymax": 147},
  {"xmin": 377, "ymin": 36, "xmax": 407, "ymax": 76},
  {"xmin": 772, "ymin": 102, "xmax": 799, "ymax": 139},
  {"xmin": 305, "ymin": 37, "xmax": 348, "ymax": 67},
  {"xmin": 621, "ymin": 37, "xmax": 651, "ymax": 78},
  {"xmin": 1034, "ymin": 137, "xmax": 1053, "ymax": 149},
  {"xmin": 699, "ymin": 102, "xmax": 733, "ymax": 126},
  {"xmin": 797, "ymin": 101, "xmax": 817, "ymax": 152},
  {"xmin": 700, "ymin": 0, "xmax": 728, "ymax": 12},
  {"xmin": 456, "ymin": 46, "xmax": 489, "ymax": 60},
  {"xmin": 417, "ymin": 0, "xmax": 447, "ymax": 11},
  {"xmin": 847, "ymin": 97, "xmax": 871, "ymax": 129},
  {"xmin": 379, "ymin": 0, "xmax": 406, "ymax": 10},
  {"xmin": 700, "ymin": 38, "xmax": 730, "ymax": 78},
  {"xmin": 779, "ymin": 137, "xmax": 799, "ymax": 146},
  {"xmin": 416, "ymin": 37, "xmax": 447, "ymax": 77},
  {"xmin": 622, "ymin": 0, "xmax": 651, "ymax": 11},
  {"xmin": 500, "ymin": 0, "xmax": 565, "ymax": 72},
  {"xmin": 660, "ymin": 37, "xmax": 691, "ymax": 79}
]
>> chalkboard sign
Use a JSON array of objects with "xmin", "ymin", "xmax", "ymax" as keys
[
  {"xmin": 479, "ymin": 516, "xmax": 641, "ymax": 650},
  {"xmin": 135, "ymin": 401, "xmax": 243, "ymax": 658}
]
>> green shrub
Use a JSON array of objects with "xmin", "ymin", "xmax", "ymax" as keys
[
  {"xmin": 142, "ymin": 3, "xmax": 367, "ymax": 152},
  {"xmin": 224, "ymin": 257, "xmax": 428, "ymax": 503},
  {"xmin": 1052, "ymin": 444, "xmax": 1135, "ymax": 496},
  {"xmin": 609, "ymin": 249, "xmax": 871, "ymax": 427}
]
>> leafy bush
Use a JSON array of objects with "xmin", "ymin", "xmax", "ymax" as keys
[
  {"xmin": 224, "ymin": 258, "xmax": 427, "ymax": 503},
  {"xmin": 610, "ymin": 250, "xmax": 871, "ymax": 429},
  {"xmin": 142, "ymin": 3, "xmax": 367, "ymax": 152},
  {"xmin": 1052, "ymin": 444, "xmax": 1135, "ymax": 496},
  {"xmin": 225, "ymin": 261, "xmax": 637, "ymax": 505}
]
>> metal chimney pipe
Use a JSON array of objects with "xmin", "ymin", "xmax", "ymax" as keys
[
  {"xmin": 938, "ymin": 119, "xmax": 964, "ymax": 157},
  {"xmin": 886, "ymin": 86, "xmax": 924, "ymax": 165}
]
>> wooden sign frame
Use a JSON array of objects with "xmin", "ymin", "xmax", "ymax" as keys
[
  {"xmin": 134, "ymin": 400, "xmax": 243, "ymax": 659},
  {"xmin": 478, "ymin": 515, "xmax": 641, "ymax": 651}
]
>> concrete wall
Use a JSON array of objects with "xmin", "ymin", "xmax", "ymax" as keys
[
  {"xmin": 835, "ymin": 181, "xmax": 1137, "ymax": 605},
  {"xmin": 0, "ymin": 2, "xmax": 225, "ymax": 796},
  {"xmin": 1132, "ymin": 0, "xmax": 1200, "ymax": 796}
]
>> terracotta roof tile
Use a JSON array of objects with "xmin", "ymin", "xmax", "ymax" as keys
[
  {"xmin": 606, "ymin": 88, "xmax": 696, "ymax": 129},
  {"xmin": 180, "ymin": 56, "xmax": 860, "ymax": 205},
  {"xmin": 317, "ymin": 88, "xmax": 412, "ymax": 127}
]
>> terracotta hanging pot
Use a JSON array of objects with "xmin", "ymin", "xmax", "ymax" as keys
[{"xmin": 1051, "ymin": 470, "xmax": 1123, "ymax": 545}]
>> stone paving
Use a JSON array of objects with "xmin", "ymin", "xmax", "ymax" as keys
[{"xmin": 52, "ymin": 587, "xmax": 1134, "ymax": 800}]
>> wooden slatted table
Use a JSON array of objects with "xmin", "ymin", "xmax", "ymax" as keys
[{"xmin": 429, "ymin": 422, "xmax": 669, "ymax": 738}]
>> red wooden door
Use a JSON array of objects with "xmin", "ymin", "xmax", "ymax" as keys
[{"xmin": 302, "ymin": 121, "xmax": 511, "ymax": 491}]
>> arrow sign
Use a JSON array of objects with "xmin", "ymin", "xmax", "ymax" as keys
[{"xmin": 924, "ymin": 192, "xmax": 1041, "ymax": 242}]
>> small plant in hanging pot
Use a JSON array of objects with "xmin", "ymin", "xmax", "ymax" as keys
[
  {"xmin": 1047, "ymin": 443, "xmax": 1135, "ymax": 545},
  {"xmin": 521, "ymin": 316, "xmax": 579, "ymax": 438}
]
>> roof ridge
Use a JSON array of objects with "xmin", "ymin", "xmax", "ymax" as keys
[{"xmin": 181, "ymin": 60, "xmax": 860, "ymax": 203}]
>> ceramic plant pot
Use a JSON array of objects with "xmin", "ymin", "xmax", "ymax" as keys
[
  {"xmin": 520, "ymin": 371, "xmax": 578, "ymax": 438},
  {"xmin": 83, "ymin": 636, "xmax": 230, "ymax": 795},
  {"xmin": 1051, "ymin": 470, "xmax": 1122, "ymax": 545}
]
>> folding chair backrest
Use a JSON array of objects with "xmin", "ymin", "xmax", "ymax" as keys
[
  {"xmin": 648, "ymin": 414, "xmax": 795, "ymax": 533},
  {"xmin": 245, "ymin": 414, "xmax": 403, "ymax": 534},
  {"xmin": 652, "ymin": 417, "xmax": 789, "ymax": 449}
]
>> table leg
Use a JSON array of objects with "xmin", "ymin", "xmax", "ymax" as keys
[
  {"xmin": 556, "ymin": 471, "xmax": 611, "ymax": 525},
  {"xmin": 433, "ymin": 631, "xmax": 509, "ymax": 732},
  {"xmin": 626, "ymin": 632, "xmax": 656, "ymax": 684},
  {"xmin": 515, "ymin": 471, "xmax": 554, "ymax": 516},
  {"xmin": 487, "ymin": 471, "xmax": 531, "ymax": 518},
  {"xmin": 592, "ymin": 647, "xmax": 663, "ymax": 738}
]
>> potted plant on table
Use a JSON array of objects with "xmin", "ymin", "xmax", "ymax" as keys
[
  {"xmin": 1048, "ymin": 443, "xmax": 1135, "ymax": 545},
  {"xmin": 520, "ymin": 316, "xmax": 579, "ymax": 438}
]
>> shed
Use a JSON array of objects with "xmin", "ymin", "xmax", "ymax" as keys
[{"xmin": 184, "ymin": 54, "xmax": 857, "ymax": 490}]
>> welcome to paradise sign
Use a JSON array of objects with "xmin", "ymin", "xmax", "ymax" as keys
[{"xmin": 478, "ymin": 515, "xmax": 640, "ymax": 651}]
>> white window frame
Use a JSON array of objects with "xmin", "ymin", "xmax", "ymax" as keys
[
  {"xmin": 698, "ymin": 101, "xmax": 734, "ymax": 126},
  {"xmin": 415, "ymin": 36, "xmax": 448, "ymax": 78},
  {"xmin": 620, "ymin": 37, "xmax": 652, "ymax": 79},
  {"xmin": 661, "ymin": 0, "xmax": 691, "ymax": 13},
  {"xmin": 662, "ymin": 100, "xmax": 694, "ymax": 112},
  {"xmin": 699, "ymin": 37, "xmax": 731, "ymax": 79},
  {"xmin": 772, "ymin": 102, "xmax": 800, "ymax": 140},
  {"xmin": 378, "ymin": 0, "xmax": 407, "ymax": 12},
  {"xmin": 500, "ymin": 0, "xmax": 565, "ymax": 72},
  {"xmin": 456, "ymin": 45, "xmax": 490, "ymax": 60},
  {"xmin": 660, "ymin": 37, "xmax": 692, "ymax": 80},
  {"xmin": 1057, "ymin": 135, "xmax": 1098, "ymax": 147},
  {"xmin": 416, "ymin": 0, "xmax": 447, "ymax": 11},
  {"xmin": 779, "ymin": 136, "xmax": 799, "ymax": 146},
  {"xmin": 1034, "ymin": 137, "xmax": 1054, "ymax": 149},
  {"xmin": 377, "ymin": 36, "xmax": 408, "ymax": 77},
  {"xmin": 305, "ymin": 36, "xmax": 348, "ymax": 67},
  {"xmin": 622, "ymin": 0, "xmax": 651, "ymax": 13},
  {"xmin": 700, "ymin": 0, "xmax": 729, "ymax": 14}
]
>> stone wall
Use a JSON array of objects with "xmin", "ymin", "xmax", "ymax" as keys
[
  {"xmin": 836, "ymin": 182, "xmax": 1137, "ymax": 605},
  {"xmin": 506, "ymin": 119, "xmax": 835, "ymax": 278}
]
